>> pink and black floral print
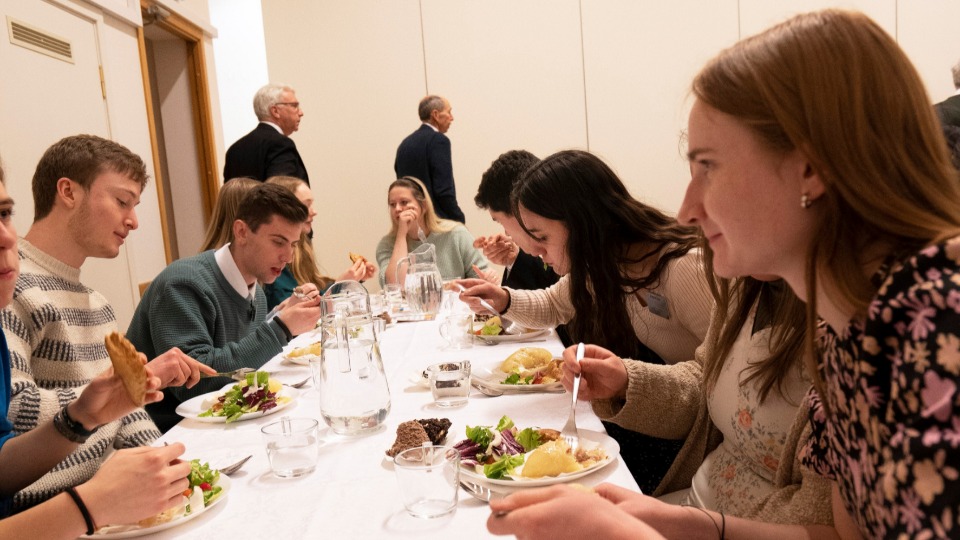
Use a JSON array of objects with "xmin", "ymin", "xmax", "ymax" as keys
[{"xmin": 803, "ymin": 237, "xmax": 960, "ymax": 538}]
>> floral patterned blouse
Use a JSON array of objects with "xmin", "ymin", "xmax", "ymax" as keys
[{"xmin": 802, "ymin": 237, "xmax": 960, "ymax": 538}]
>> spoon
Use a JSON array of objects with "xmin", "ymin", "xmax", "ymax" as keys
[
  {"xmin": 472, "ymin": 380, "xmax": 504, "ymax": 397},
  {"xmin": 217, "ymin": 454, "xmax": 252, "ymax": 475}
]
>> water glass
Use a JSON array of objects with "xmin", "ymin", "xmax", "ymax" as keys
[
  {"xmin": 261, "ymin": 417, "xmax": 320, "ymax": 478},
  {"xmin": 394, "ymin": 445, "xmax": 460, "ymax": 519},
  {"xmin": 384, "ymin": 283, "xmax": 404, "ymax": 312},
  {"xmin": 438, "ymin": 312, "xmax": 474, "ymax": 350},
  {"xmin": 427, "ymin": 361, "xmax": 471, "ymax": 407}
]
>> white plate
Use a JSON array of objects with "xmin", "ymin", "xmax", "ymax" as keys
[
  {"xmin": 282, "ymin": 352, "xmax": 317, "ymax": 366},
  {"xmin": 473, "ymin": 360, "xmax": 564, "ymax": 393},
  {"xmin": 473, "ymin": 328, "xmax": 551, "ymax": 344},
  {"xmin": 459, "ymin": 429, "xmax": 618, "ymax": 487},
  {"xmin": 84, "ymin": 475, "xmax": 231, "ymax": 538},
  {"xmin": 176, "ymin": 385, "xmax": 298, "ymax": 423}
]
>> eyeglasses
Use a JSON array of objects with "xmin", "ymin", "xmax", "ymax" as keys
[{"xmin": 275, "ymin": 102, "xmax": 301, "ymax": 110}]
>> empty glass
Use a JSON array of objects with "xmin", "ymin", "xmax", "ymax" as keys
[
  {"xmin": 394, "ymin": 445, "xmax": 460, "ymax": 519},
  {"xmin": 261, "ymin": 417, "xmax": 320, "ymax": 478},
  {"xmin": 427, "ymin": 361, "xmax": 471, "ymax": 407}
]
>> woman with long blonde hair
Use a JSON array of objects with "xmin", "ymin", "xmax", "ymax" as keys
[
  {"xmin": 265, "ymin": 176, "xmax": 375, "ymax": 309},
  {"xmin": 377, "ymin": 176, "xmax": 488, "ymax": 287}
]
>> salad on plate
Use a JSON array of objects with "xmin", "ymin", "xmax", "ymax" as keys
[
  {"xmin": 452, "ymin": 416, "xmax": 610, "ymax": 484},
  {"xmin": 88, "ymin": 460, "xmax": 228, "ymax": 537},
  {"xmin": 198, "ymin": 372, "xmax": 291, "ymax": 423}
]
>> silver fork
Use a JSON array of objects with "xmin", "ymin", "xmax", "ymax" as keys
[{"xmin": 560, "ymin": 343, "xmax": 585, "ymax": 451}]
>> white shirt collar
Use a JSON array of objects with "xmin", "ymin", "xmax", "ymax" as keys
[
  {"xmin": 214, "ymin": 243, "xmax": 257, "ymax": 300},
  {"xmin": 260, "ymin": 121, "xmax": 284, "ymax": 135},
  {"xmin": 422, "ymin": 122, "xmax": 438, "ymax": 132}
]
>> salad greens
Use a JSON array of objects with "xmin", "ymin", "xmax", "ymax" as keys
[
  {"xmin": 186, "ymin": 460, "xmax": 222, "ymax": 512},
  {"xmin": 453, "ymin": 415, "xmax": 546, "ymax": 479},
  {"xmin": 197, "ymin": 371, "xmax": 285, "ymax": 423}
]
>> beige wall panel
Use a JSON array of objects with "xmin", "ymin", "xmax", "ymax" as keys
[
  {"xmin": 262, "ymin": 0, "xmax": 425, "ymax": 283},
  {"xmin": 581, "ymin": 0, "xmax": 739, "ymax": 213},
  {"xmin": 897, "ymin": 1, "xmax": 960, "ymax": 102},
  {"xmin": 739, "ymin": 0, "xmax": 895, "ymax": 38},
  {"xmin": 94, "ymin": 15, "xmax": 162, "ymax": 329},
  {"xmin": 419, "ymin": 0, "xmax": 587, "ymax": 241}
]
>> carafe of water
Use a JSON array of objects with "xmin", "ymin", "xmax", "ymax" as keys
[
  {"xmin": 316, "ymin": 281, "xmax": 391, "ymax": 435},
  {"xmin": 396, "ymin": 243, "xmax": 443, "ymax": 318}
]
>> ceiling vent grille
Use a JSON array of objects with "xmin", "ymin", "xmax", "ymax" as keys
[{"xmin": 7, "ymin": 17, "xmax": 73, "ymax": 64}]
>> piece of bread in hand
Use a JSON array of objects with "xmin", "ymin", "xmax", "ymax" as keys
[
  {"xmin": 349, "ymin": 252, "xmax": 368, "ymax": 265},
  {"xmin": 104, "ymin": 332, "xmax": 148, "ymax": 406}
]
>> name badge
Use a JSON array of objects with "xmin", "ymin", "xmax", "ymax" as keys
[{"xmin": 647, "ymin": 292, "xmax": 670, "ymax": 319}]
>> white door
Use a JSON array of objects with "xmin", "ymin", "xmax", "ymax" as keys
[{"xmin": 0, "ymin": 0, "xmax": 138, "ymax": 328}]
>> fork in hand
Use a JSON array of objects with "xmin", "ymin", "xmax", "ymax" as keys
[{"xmin": 560, "ymin": 343, "xmax": 585, "ymax": 451}]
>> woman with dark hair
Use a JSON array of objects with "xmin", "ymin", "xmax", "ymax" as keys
[
  {"xmin": 377, "ymin": 176, "xmax": 489, "ymax": 287},
  {"xmin": 488, "ymin": 9, "xmax": 960, "ymax": 540},
  {"xmin": 459, "ymin": 149, "xmax": 713, "ymax": 492}
]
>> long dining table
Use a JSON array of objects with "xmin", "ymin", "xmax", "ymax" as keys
[{"xmin": 150, "ymin": 318, "xmax": 642, "ymax": 539}]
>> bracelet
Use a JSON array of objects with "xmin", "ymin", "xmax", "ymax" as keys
[
  {"xmin": 683, "ymin": 504, "xmax": 722, "ymax": 539},
  {"xmin": 65, "ymin": 487, "xmax": 97, "ymax": 535},
  {"xmin": 502, "ymin": 288, "xmax": 512, "ymax": 312},
  {"xmin": 53, "ymin": 405, "xmax": 99, "ymax": 444}
]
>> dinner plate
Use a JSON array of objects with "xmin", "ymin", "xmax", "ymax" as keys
[
  {"xmin": 175, "ymin": 385, "xmax": 298, "ymax": 423},
  {"xmin": 473, "ymin": 328, "xmax": 551, "ymax": 344},
  {"xmin": 472, "ymin": 360, "xmax": 564, "ymax": 392},
  {"xmin": 83, "ymin": 475, "xmax": 231, "ymax": 538},
  {"xmin": 282, "ymin": 352, "xmax": 317, "ymax": 366},
  {"xmin": 459, "ymin": 429, "xmax": 618, "ymax": 487}
]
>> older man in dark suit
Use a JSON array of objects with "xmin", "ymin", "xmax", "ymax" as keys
[
  {"xmin": 223, "ymin": 83, "xmax": 309, "ymax": 184},
  {"xmin": 935, "ymin": 59, "xmax": 960, "ymax": 130},
  {"xmin": 394, "ymin": 95, "xmax": 465, "ymax": 223}
]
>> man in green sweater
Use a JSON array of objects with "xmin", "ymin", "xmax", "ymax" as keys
[{"xmin": 128, "ymin": 183, "xmax": 321, "ymax": 431}]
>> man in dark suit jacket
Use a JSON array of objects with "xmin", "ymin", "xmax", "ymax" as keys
[
  {"xmin": 394, "ymin": 95, "xmax": 465, "ymax": 223},
  {"xmin": 473, "ymin": 150, "xmax": 570, "ymax": 346},
  {"xmin": 223, "ymin": 83, "xmax": 309, "ymax": 184},
  {"xmin": 935, "ymin": 60, "xmax": 960, "ymax": 130}
]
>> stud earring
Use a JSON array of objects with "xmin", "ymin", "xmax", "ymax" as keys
[{"xmin": 800, "ymin": 194, "xmax": 811, "ymax": 209}]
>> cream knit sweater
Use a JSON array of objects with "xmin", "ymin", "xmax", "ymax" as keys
[
  {"xmin": 1, "ymin": 239, "xmax": 160, "ymax": 510},
  {"xmin": 504, "ymin": 250, "xmax": 713, "ymax": 364}
]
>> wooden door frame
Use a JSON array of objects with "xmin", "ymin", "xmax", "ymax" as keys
[{"xmin": 137, "ymin": 0, "xmax": 219, "ymax": 265}]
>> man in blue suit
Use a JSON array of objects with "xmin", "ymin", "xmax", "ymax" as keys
[
  {"xmin": 394, "ymin": 95, "xmax": 465, "ymax": 223},
  {"xmin": 223, "ymin": 83, "xmax": 309, "ymax": 184}
]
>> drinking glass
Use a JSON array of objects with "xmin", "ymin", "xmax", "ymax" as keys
[
  {"xmin": 394, "ymin": 445, "xmax": 460, "ymax": 518},
  {"xmin": 261, "ymin": 417, "xmax": 320, "ymax": 478}
]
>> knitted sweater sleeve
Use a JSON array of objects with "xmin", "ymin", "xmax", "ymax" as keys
[
  {"xmin": 451, "ymin": 225, "xmax": 488, "ymax": 279},
  {"xmin": 1, "ymin": 298, "xmax": 73, "ymax": 432},
  {"xmin": 591, "ymin": 348, "xmax": 705, "ymax": 440},
  {"xmin": 502, "ymin": 274, "xmax": 576, "ymax": 329}
]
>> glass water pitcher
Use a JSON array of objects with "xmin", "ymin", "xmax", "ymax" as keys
[
  {"xmin": 315, "ymin": 281, "xmax": 391, "ymax": 435},
  {"xmin": 396, "ymin": 242, "xmax": 443, "ymax": 318}
]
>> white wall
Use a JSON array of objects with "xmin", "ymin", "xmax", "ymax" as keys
[{"xmin": 234, "ymin": 0, "xmax": 960, "ymax": 290}]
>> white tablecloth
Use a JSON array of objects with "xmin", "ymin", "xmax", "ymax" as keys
[{"xmin": 151, "ymin": 320, "xmax": 640, "ymax": 539}]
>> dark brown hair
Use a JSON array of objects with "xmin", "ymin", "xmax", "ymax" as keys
[
  {"xmin": 514, "ymin": 149, "xmax": 700, "ymax": 359},
  {"xmin": 32, "ymin": 134, "xmax": 148, "ymax": 221}
]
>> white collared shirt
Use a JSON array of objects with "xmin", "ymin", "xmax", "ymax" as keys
[
  {"xmin": 260, "ymin": 121, "xmax": 284, "ymax": 135},
  {"xmin": 214, "ymin": 244, "xmax": 257, "ymax": 301},
  {"xmin": 422, "ymin": 122, "xmax": 438, "ymax": 132}
]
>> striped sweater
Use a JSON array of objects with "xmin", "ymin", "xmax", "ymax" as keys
[{"xmin": 1, "ymin": 239, "xmax": 160, "ymax": 511}]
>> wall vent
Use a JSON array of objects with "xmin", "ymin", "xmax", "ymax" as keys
[{"xmin": 7, "ymin": 17, "xmax": 73, "ymax": 64}]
